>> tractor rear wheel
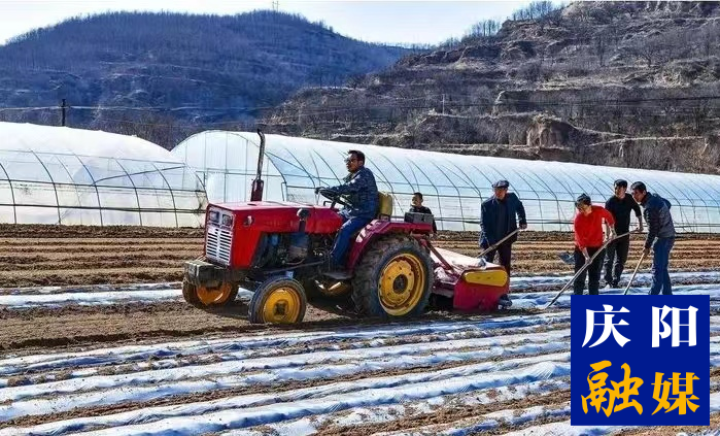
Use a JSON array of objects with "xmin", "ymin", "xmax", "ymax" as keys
[
  {"xmin": 182, "ymin": 280, "xmax": 239, "ymax": 308},
  {"xmin": 351, "ymin": 236, "xmax": 433, "ymax": 318},
  {"xmin": 249, "ymin": 277, "xmax": 307, "ymax": 324}
]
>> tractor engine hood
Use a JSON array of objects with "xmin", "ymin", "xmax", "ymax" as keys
[
  {"xmin": 211, "ymin": 201, "xmax": 342, "ymax": 234},
  {"xmin": 203, "ymin": 201, "xmax": 342, "ymax": 269}
]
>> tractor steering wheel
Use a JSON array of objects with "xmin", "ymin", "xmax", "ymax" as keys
[{"xmin": 318, "ymin": 188, "xmax": 352, "ymax": 210}]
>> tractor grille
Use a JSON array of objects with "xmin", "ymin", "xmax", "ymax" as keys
[{"xmin": 205, "ymin": 225, "xmax": 232, "ymax": 265}]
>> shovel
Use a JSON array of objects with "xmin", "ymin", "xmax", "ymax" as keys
[
  {"xmin": 478, "ymin": 229, "xmax": 521, "ymax": 260},
  {"xmin": 557, "ymin": 232, "xmax": 632, "ymax": 265},
  {"xmin": 622, "ymin": 251, "xmax": 648, "ymax": 295},
  {"xmin": 544, "ymin": 232, "xmax": 630, "ymax": 310}
]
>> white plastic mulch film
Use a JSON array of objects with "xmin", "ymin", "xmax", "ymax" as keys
[
  {"xmin": 173, "ymin": 131, "xmax": 720, "ymax": 233},
  {"xmin": 0, "ymin": 122, "xmax": 207, "ymax": 227}
]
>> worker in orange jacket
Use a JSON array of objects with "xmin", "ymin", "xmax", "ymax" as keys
[{"xmin": 573, "ymin": 193, "xmax": 616, "ymax": 295}]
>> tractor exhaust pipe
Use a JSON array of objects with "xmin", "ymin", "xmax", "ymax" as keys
[{"xmin": 250, "ymin": 129, "xmax": 265, "ymax": 202}]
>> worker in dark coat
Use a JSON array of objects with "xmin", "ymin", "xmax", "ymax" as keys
[
  {"xmin": 316, "ymin": 150, "xmax": 378, "ymax": 268},
  {"xmin": 479, "ymin": 180, "xmax": 527, "ymax": 275},
  {"xmin": 409, "ymin": 192, "xmax": 437, "ymax": 234},
  {"xmin": 603, "ymin": 179, "xmax": 643, "ymax": 288},
  {"xmin": 630, "ymin": 182, "xmax": 676, "ymax": 295}
]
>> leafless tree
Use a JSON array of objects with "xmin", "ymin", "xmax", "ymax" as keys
[
  {"xmin": 593, "ymin": 32, "xmax": 609, "ymax": 67},
  {"xmin": 466, "ymin": 20, "xmax": 501, "ymax": 38},
  {"xmin": 698, "ymin": 21, "xmax": 720, "ymax": 58},
  {"xmin": 627, "ymin": 35, "xmax": 664, "ymax": 67},
  {"xmin": 607, "ymin": 20, "xmax": 623, "ymax": 50},
  {"xmin": 511, "ymin": 0, "xmax": 561, "ymax": 21}
]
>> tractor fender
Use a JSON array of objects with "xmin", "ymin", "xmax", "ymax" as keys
[{"xmin": 346, "ymin": 220, "xmax": 430, "ymax": 272}]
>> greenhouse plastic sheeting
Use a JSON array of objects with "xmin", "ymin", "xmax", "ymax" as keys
[
  {"xmin": 0, "ymin": 122, "xmax": 207, "ymax": 227},
  {"xmin": 173, "ymin": 131, "xmax": 720, "ymax": 233}
]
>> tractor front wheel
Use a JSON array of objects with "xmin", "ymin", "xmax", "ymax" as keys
[
  {"xmin": 183, "ymin": 280, "xmax": 239, "ymax": 308},
  {"xmin": 249, "ymin": 277, "xmax": 307, "ymax": 324},
  {"xmin": 352, "ymin": 236, "xmax": 433, "ymax": 318}
]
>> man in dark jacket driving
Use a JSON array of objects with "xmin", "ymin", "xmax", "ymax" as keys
[
  {"xmin": 480, "ymin": 180, "xmax": 527, "ymax": 275},
  {"xmin": 630, "ymin": 182, "xmax": 676, "ymax": 295},
  {"xmin": 316, "ymin": 150, "xmax": 378, "ymax": 269}
]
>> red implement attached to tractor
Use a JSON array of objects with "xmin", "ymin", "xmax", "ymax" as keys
[{"xmin": 182, "ymin": 131, "xmax": 511, "ymax": 324}]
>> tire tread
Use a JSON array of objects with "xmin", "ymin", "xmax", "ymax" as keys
[{"xmin": 351, "ymin": 235, "xmax": 433, "ymax": 318}]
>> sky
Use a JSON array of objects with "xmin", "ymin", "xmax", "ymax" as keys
[{"xmin": 0, "ymin": 0, "xmax": 533, "ymax": 46}]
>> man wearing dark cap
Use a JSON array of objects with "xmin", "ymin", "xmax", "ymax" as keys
[
  {"xmin": 603, "ymin": 179, "xmax": 643, "ymax": 288},
  {"xmin": 480, "ymin": 180, "xmax": 527, "ymax": 275}
]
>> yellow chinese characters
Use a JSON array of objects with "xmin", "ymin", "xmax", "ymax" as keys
[
  {"xmin": 582, "ymin": 360, "xmax": 644, "ymax": 417},
  {"xmin": 652, "ymin": 372, "xmax": 700, "ymax": 415}
]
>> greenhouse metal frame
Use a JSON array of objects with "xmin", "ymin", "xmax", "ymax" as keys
[
  {"xmin": 174, "ymin": 131, "xmax": 720, "ymax": 233},
  {"xmin": 0, "ymin": 122, "xmax": 207, "ymax": 227}
]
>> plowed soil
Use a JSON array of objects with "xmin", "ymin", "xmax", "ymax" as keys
[
  {"xmin": 0, "ymin": 225, "xmax": 718, "ymax": 352},
  {"xmin": 0, "ymin": 224, "xmax": 718, "ymax": 435},
  {"xmin": 1, "ymin": 225, "xmax": 717, "ymax": 288}
]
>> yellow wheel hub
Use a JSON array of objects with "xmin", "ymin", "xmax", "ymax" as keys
[
  {"xmin": 378, "ymin": 253, "xmax": 425, "ymax": 316},
  {"xmin": 261, "ymin": 287, "xmax": 302, "ymax": 323},
  {"xmin": 197, "ymin": 282, "xmax": 234, "ymax": 306}
]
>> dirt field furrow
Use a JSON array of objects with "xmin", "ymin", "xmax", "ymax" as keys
[
  {"xmin": 0, "ymin": 251, "xmax": 201, "ymax": 262},
  {"xmin": 0, "ymin": 231, "xmax": 713, "ymax": 286},
  {"xmin": 0, "ymin": 269, "xmax": 185, "ymax": 288},
  {"xmin": 0, "ymin": 225, "xmax": 717, "ymax": 435},
  {"xmin": 313, "ymin": 391, "xmax": 573, "ymax": 436},
  {"xmin": 7, "ymin": 358, "xmax": 537, "ymax": 429}
]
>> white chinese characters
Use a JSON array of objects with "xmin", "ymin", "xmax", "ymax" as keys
[
  {"xmin": 583, "ymin": 305, "xmax": 631, "ymax": 348},
  {"xmin": 652, "ymin": 305, "xmax": 697, "ymax": 348}
]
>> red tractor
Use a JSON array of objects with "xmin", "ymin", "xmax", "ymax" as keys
[{"xmin": 182, "ymin": 132, "xmax": 511, "ymax": 323}]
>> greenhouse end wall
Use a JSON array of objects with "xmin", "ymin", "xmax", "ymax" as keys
[
  {"xmin": 0, "ymin": 122, "xmax": 207, "ymax": 227},
  {"xmin": 174, "ymin": 131, "xmax": 720, "ymax": 233}
]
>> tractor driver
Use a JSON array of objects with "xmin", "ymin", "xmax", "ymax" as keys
[{"xmin": 316, "ymin": 150, "xmax": 379, "ymax": 270}]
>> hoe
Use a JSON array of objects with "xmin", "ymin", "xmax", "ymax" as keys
[{"xmin": 183, "ymin": 131, "xmax": 511, "ymax": 323}]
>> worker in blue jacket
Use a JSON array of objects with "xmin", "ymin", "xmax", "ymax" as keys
[
  {"xmin": 316, "ymin": 150, "xmax": 378, "ymax": 269},
  {"xmin": 630, "ymin": 181, "xmax": 676, "ymax": 295},
  {"xmin": 480, "ymin": 180, "xmax": 527, "ymax": 275}
]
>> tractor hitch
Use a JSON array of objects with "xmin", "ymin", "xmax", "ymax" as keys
[{"xmin": 184, "ymin": 259, "xmax": 244, "ymax": 287}]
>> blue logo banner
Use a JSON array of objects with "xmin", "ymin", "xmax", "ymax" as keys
[{"xmin": 571, "ymin": 295, "xmax": 710, "ymax": 426}]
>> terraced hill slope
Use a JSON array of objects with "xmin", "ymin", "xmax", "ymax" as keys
[{"xmin": 269, "ymin": 1, "xmax": 720, "ymax": 173}]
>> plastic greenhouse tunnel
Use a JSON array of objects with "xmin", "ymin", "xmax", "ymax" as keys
[
  {"xmin": 0, "ymin": 122, "xmax": 207, "ymax": 227},
  {"xmin": 173, "ymin": 130, "xmax": 720, "ymax": 233}
]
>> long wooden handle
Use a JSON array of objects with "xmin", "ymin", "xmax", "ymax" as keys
[
  {"xmin": 544, "ymin": 232, "xmax": 630, "ymax": 309},
  {"xmin": 478, "ymin": 229, "xmax": 521, "ymax": 259},
  {"xmin": 623, "ymin": 251, "xmax": 647, "ymax": 295}
]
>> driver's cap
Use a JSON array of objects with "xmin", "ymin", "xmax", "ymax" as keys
[{"xmin": 492, "ymin": 180, "xmax": 509, "ymax": 189}]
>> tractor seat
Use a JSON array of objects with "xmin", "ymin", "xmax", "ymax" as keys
[
  {"xmin": 348, "ymin": 192, "xmax": 393, "ymax": 241},
  {"xmin": 377, "ymin": 192, "xmax": 393, "ymax": 221}
]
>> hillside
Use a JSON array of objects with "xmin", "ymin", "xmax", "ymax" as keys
[
  {"xmin": 269, "ymin": 1, "xmax": 720, "ymax": 174},
  {"xmin": 0, "ymin": 11, "xmax": 408, "ymax": 148}
]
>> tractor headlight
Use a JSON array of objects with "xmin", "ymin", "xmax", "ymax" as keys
[
  {"xmin": 221, "ymin": 213, "xmax": 234, "ymax": 228},
  {"xmin": 208, "ymin": 210, "xmax": 220, "ymax": 225}
]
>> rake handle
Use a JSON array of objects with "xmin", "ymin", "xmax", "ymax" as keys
[
  {"xmin": 478, "ymin": 228, "xmax": 521, "ymax": 259},
  {"xmin": 544, "ymin": 232, "xmax": 631, "ymax": 309},
  {"xmin": 623, "ymin": 251, "xmax": 648, "ymax": 295}
]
